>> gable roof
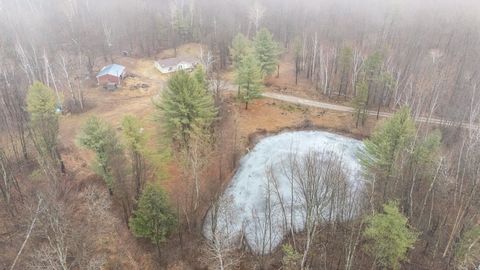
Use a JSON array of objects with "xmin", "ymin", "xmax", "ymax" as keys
[
  {"xmin": 155, "ymin": 57, "xmax": 198, "ymax": 68},
  {"xmin": 96, "ymin": 64, "xmax": 126, "ymax": 78}
]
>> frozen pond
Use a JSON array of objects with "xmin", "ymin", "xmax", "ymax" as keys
[{"xmin": 203, "ymin": 130, "xmax": 364, "ymax": 253}]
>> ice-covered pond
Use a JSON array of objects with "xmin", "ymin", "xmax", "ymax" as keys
[{"xmin": 203, "ymin": 130, "xmax": 365, "ymax": 253}]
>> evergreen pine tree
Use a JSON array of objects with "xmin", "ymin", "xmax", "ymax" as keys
[
  {"xmin": 363, "ymin": 201, "xmax": 417, "ymax": 270},
  {"xmin": 129, "ymin": 184, "xmax": 177, "ymax": 258},
  {"xmin": 27, "ymin": 81, "xmax": 58, "ymax": 118},
  {"xmin": 410, "ymin": 130, "xmax": 441, "ymax": 176},
  {"xmin": 235, "ymin": 51, "xmax": 263, "ymax": 110},
  {"xmin": 352, "ymin": 80, "xmax": 369, "ymax": 128},
  {"xmin": 192, "ymin": 65, "xmax": 209, "ymax": 91},
  {"xmin": 363, "ymin": 51, "xmax": 384, "ymax": 85},
  {"xmin": 155, "ymin": 71, "xmax": 217, "ymax": 146},
  {"xmin": 26, "ymin": 81, "xmax": 59, "ymax": 160},
  {"xmin": 358, "ymin": 107, "xmax": 415, "ymax": 200},
  {"xmin": 254, "ymin": 28, "xmax": 280, "ymax": 76},
  {"xmin": 77, "ymin": 116, "xmax": 123, "ymax": 192},
  {"xmin": 122, "ymin": 115, "xmax": 148, "ymax": 198},
  {"xmin": 230, "ymin": 33, "xmax": 252, "ymax": 69}
]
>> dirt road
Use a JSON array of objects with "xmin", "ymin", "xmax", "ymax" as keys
[
  {"xmin": 262, "ymin": 92, "xmax": 478, "ymax": 129},
  {"xmin": 223, "ymin": 81, "xmax": 477, "ymax": 129}
]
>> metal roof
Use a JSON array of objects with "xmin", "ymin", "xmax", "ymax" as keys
[
  {"xmin": 96, "ymin": 64, "xmax": 126, "ymax": 78},
  {"xmin": 155, "ymin": 57, "xmax": 198, "ymax": 68}
]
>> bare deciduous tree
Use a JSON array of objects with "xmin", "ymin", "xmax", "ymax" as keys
[
  {"xmin": 248, "ymin": 2, "xmax": 265, "ymax": 37},
  {"xmin": 204, "ymin": 195, "xmax": 241, "ymax": 270},
  {"xmin": 269, "ymin": 150, "xmax": 351, "ymax": 270}
]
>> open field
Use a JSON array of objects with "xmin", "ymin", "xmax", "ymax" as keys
[{"xmin": 59, "ymin": 43, "xmax": 205, "ymax": 180}]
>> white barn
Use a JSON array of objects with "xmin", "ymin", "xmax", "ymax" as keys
[{"xmin": 154, "ymin": 57, "xmax": 199, "ymax": 74}]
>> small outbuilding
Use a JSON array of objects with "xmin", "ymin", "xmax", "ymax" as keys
[
  {"xmin": 154, "ymin": 57, "xmax": 199, "ymax": 74},
  {"xmin": 96, "ymin": 64, "xmax": 126, "ymax": 87}
]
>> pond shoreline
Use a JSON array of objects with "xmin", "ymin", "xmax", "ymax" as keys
[{"xmin": 246, "ymin": 120, "xmax": 369, "ymax": 150}]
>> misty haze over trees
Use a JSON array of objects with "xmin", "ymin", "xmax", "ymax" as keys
[
  {"xmin": 1, "ymin": 0, "xmax": 480, "ymax": 269},
  {"xmin": 2, "ymin": 0, "xmax": 480, "ymax": 120}
]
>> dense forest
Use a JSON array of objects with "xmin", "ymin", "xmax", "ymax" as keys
[{"xmin": 1, "ymin": 0, "xmax": 480, "ymax": 269}]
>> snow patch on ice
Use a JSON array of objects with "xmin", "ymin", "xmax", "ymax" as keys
[{"xmin": 203, "ymin": 131, "xmax": 364, "ymax": 253}]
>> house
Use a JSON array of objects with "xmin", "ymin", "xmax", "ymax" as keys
[
  {"xmin": 154, "ymin": 57, "xmax": 199, "ymax": 74},
  {"xmin": 96, "ymin": 64, "xmax": 126, "ymax": 87}
]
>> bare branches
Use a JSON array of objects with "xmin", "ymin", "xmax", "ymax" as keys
[
  {"xmin": 283, "ymin": 151, "xmax": 349, "ymax": 269},
  {"xmin": 266, "ymin": 150, "xmax": 356, "ymax": 269},
  {"xmin": 248, "ymin": 2, "xmax": 265, "ymax": 36},
  {"xmin": 9, "ymin": 198, "xmax": 42, "ymax": 270},
  {"xmin": 200, "ymin": 48, "xmax": 216, "ymax": 74},
  {"xmin": 204, "ymin": 195, "xmax": 241, "ymax": 270},
  {"xmin": 0, "ymin": 148, "xmax": 22, "ymax": 216}
]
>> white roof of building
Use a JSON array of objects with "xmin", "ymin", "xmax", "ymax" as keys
[{"xmin": 155, "ymin": 57, "xmax": 198, "ymax": 68}]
